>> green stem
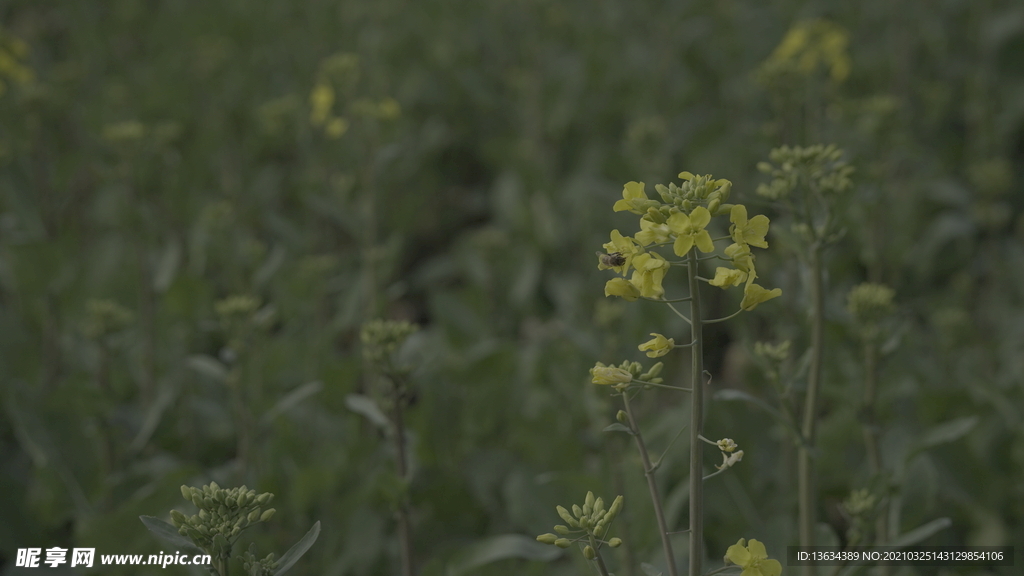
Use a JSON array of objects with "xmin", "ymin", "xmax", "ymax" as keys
[
  {"xmin": 588, "ymin": 534, "xmax": 612, "ymax": 576},
  {"xmin": 703, "ymin": 566, "xmax": 741, "ymax": 576},
  {"xmin": 799, "ymin": 243, "xmax": 824, "ymax": 576},
  {"xmin": 687, "ymin": 248, "xmax": 705, "ymax": 576},
  {"xmin": 862, "ymin": 339, "xmax": 889, "ymax": 574},
  {"xmin": 391, "ymin": 378, "xmax": 416, "ymax": 576},
  {"xmin": 621, "ymin": 393, "xmax": 678, "ymax": 576}
]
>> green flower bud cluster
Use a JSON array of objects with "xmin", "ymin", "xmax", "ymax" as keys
[
  {"xmin": 756, "ymin": 144, "xmax": 853, "ymax": 200},
  {"xmin": 360, "ymin": 319, "xmax": 418, "ymax": 365},
  {"xmin": 651, "ymin": 172, "xmax": 734, "ymax": 216},
  {"xmin": 590, "ymin": 360, "xmax": 663, "ymax": 389},
  {"xmin": 215, "ymin": 295, "xmax": 262, "ymax": 322},
  {"xmin": 239, "ymin": 542, "xmax": 279, "ymax": 576},
  {"xmin": 171, "ymin": 483, "xmax": 276, "ymax": 554},
  {"xmin": 842, "ymin": 488, "xmax": 879, "ymax": 546},
  {"xmin": 537, "ymin": 492, "xmax": 624, "ymax": 558},
  {"xmin": 83, "ymin": 299, "xmax": 134, "ymax": 340},
  {"xmin": 847, "ymin": 283, "xmax": 895, "ymax": 325},
  {"xmin": 753, "ymin": 340, "xmax": 791, "ymax": 363}
]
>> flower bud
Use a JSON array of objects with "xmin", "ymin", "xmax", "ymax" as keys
[
  {"xmin": 608, "ymin": 538, "xmax": 623, "ymax": 548},
  {"xmin": 593, "ymin": 524, "xmax": 605, "ymax": 537},
  {"xmin": 579, "ymin": 516, "xmax": 590, "ymax": 529},
  {"xmin": 572, "ymin": 504, "xmax": 584, "ymax": 519},
  {"xmin": 256, "ymin": 493, "xmax": 274, "ymax": 506},
  {"xmin": 557, "ymin": 506, "xmax": 579, "ymax": 527},
  {"xmin": 607, "ymin": 495, "xmax": 624, "ymax": 519},
  {"xmin": 583, "ymin": 545, "xmax": 596, "ymax": 560},
  {"xmin": 554, "ymin": 538, "xmax": 572, "ymax": 549},
  {"xmin": 593, "ymin": 497, "xmax": 604, "ymax": 516},
  {"xmin": 248, "ymin": 509, "xmax": 262, "ymax": 523},
  {"xmin": 180, "ymin": 485, "xmax": 192, "ymax": 501},
  {"xmin": 616, "ymin": 410, "xmax": 628, "ymax": 423},
  {"xmin": 554, "ymin": 525, "xmax": 571, "ymax": 535},
  {"xmin": 259, "ymin": 509, "xmax": 276, "ymax": 522},
  {"xmin": 536, "ymin": 533, "xmax": 558, "ymax": 545},
  {"xmin": 170, "ymin": 510, "xmax": 187, "ymax": 528}
]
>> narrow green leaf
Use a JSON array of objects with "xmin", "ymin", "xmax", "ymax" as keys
[
  {"xmin": 887, "ymin": 517, "xmax": 952, "ymax": 548},
  {"xmin": 640, "ymin": 562, "xmax": 663, "ymax": 576},
  {"xmin": 713, "ymin": 389, "xmax": 783, "ymax": 420},
  {"xmin": 602, "ymin": 423, "xmax": 634, "ymax": 435},
  {"xmin": 186, "ymin": 355, "xmax": 229, "ymax": 382},
  {"xmin": 139, "ymin": 516, "xmax": 203, "ymax": 555},
  {"xmin": 261, "ymin": 381, "xmax": 323, "ymax": 427},
  {"xmin": 916, "ymin": 417, "xmax": 978, "ymax": 451},
  {"xmin": 271, "ymin": 521, "xmax": 321, "ymax": 576},
  {"xmin": 345, "ymin": 394, "xmax": 391, "ymax": 429},
  {"xmin": 153, "ymin": 239, "xmax": 182, "ymax": 293},
  {"xmin": 446, "ymin": 534, "xmax": 560, "ymax": 576}
]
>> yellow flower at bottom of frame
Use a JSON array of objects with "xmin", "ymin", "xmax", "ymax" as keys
[{"xmin": 724, "ymin": 538, "xmax": 781, "ymax": 576}]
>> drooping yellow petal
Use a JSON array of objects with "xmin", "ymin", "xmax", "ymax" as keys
[
  {"xmin": 760, "ymin": 558, "xmax": 782, "ymax": 576},
  {"xmin": 605, "ymin": 278, "xmax": 640, "ymax": 301},
  {"xmin": 741, "ymin": 281, "xmax": 782, "ymax": 311}
]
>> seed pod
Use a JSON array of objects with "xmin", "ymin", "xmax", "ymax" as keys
[
  {"xmin": 556, "ymin": 506, "xmax": 578, "ymax": 527},
  {"xmin": 583, "ymin": 545, "xmax": 596, "ymax": 560},
  {"xmin": 572, "ymin": 504, "xmax": 584, "ymax": 519},
  {"xmin": 554, "ymin": 539, "xmax": 572, "ymax": 549},
  {"xmin": 260, "ymin": 509, "xmax": 276, "ymax": 522},
  {"xmin": 536, "ymin": 533, "xmax": 558, "ymax": 545},
  {"xmin": 554, "ymin": 525, "xmax": 570, "ymax": 535},
  {"xmin": 616, "ymin": 410, "xmax": 628, "ymax": 424},
  {"xmin": 608, "ymin": 538, "xmax": 623, "ymax": 548}
]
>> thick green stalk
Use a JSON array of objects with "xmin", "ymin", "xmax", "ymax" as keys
[
  {"xmin": 686, "ymin": 249, "xmax": 704, "ymax": 576},
  {"xmin": 799, "ymin": 243, "xmax": 824, "ymax": 576},
  {"xmin": 621, "ymin": 394, "xmax": 677, "ymax": 576}
]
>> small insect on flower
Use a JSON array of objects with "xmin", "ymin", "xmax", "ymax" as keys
[{"xmin": 598, "ymin": 251, "xmax": 627, "ymax": 268}]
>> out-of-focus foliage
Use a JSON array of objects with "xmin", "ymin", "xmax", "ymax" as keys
[{"xmin": 0, "ymin": 0, "xmax": 1022, "ymax": 575}]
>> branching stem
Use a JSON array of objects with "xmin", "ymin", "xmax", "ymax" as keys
[{"xmin": 687, "ymin": 248, "xmax": 706, "ymax": 576}]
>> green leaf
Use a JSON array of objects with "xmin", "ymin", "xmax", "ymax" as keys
[
  {"xmin": 271, "ymin": 521, "xmax": 321, "ymax": 576},
  {"xmin": 139, "ymin": 516, "xmax": 203, "ymax": 555},
  {"xmin": 345, "ymin": 394, "xmax": 391, "ymax": 429},
  {"xmin": 602, "ymin": 423, "xmax": 634, "ymax": 435},
  {"xmin": 640, "ymin": 562, "xmax": 663, "ymax": 576},
  {"xmin": 186, "ymin": 354, "xmax": 229, "ymax": 382},
  {"xmin": 887, "ymin": 517, "xmax": 952, "ymax": 547},
  {"xmin": 153, "ymin": 238, "xmax": 182, "ymax": 293},
  {"xmin": 446, "ymin": 534, "xmax": 560, "ymax": 576},
  {"xmin": 713, "ymin": 389, "xmax": 783, "ymax": 420},
  {"xmin": 261, "ymin": 381, "xmax": 323, "ymax": 427},
  {"xmin": 908, "ymin": 416, "xmax": 978, "ymax": 461}
]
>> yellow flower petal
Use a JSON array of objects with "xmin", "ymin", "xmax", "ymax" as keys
[
  {"xmin": 725, "ymin": 539, "xmax": 751, "ymax": 566},
  {"xmin": 605, "ymin": 278, "xmax": 640, "ymax": 301}
]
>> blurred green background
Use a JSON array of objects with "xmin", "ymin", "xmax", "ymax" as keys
[{"xmin": 1, "ymin": 0, "xmax": 1022, "ymax": 575}]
